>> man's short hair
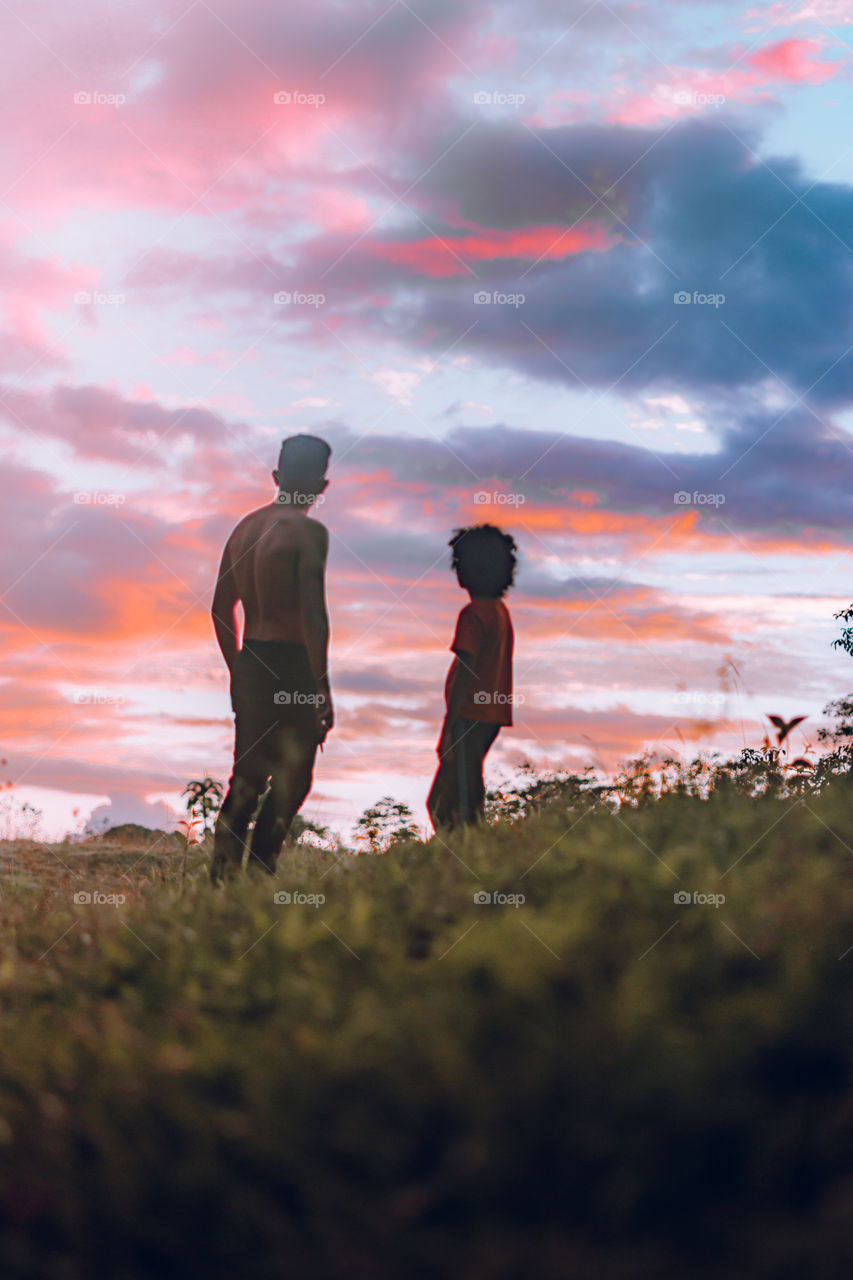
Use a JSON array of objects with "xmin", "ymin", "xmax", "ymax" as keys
[
  {"xmin": 449, "ymin": 524, "xmax": 517, "ymax": 598},
  {"xmin": 277, "ymin": 434, "xmax": 331, "ymax": 493}
]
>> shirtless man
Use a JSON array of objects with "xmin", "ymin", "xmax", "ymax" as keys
[{"xmin": 209, "ymin": 435, "xmax": 333, "ymax": 885}]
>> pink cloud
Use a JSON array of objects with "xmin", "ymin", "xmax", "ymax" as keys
[
  {"xmin": 601, "ymin": 38, "xmax": 844, "ymax": 127},
  {"xmin": 748, "ymin": 37, "xmax": 842, "ymax": 83},
  {"xmin": 0, "ymin": 0, "xmax": 484, "ymax": 222},
  {"xmin": 745, "ymin": 1, "xmax": 853, "ymax": 27}
]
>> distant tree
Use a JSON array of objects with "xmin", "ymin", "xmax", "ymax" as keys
[
  {"xmin": 182, "ymin": 776, "xmax": 224, "ymax": 834},
  {"xmin": 486, "ymin": 762, "xmax": 605, "ymax": 823},
  {"xmin": 354, "ymin": 797, "xmax": 419, "ymax": 854},
  {"xmin": 813, "ymin": 696, "xmax": 853, "ymax": 782},
  {"xmin": 286, "ymin": 814, "xmax": 338, "ymax": 851},
  {"xmin": 823, "ymin": 603, "xmax": 853, "ymax": 779},
  {"xmin": 832, "ymin": 605, "xmax": 853, "ymax": 660}
]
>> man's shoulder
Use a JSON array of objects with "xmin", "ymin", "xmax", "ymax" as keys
[
  {"xmin": 302, "ymin": 514, "xmax": 329, "ymax": 545},
  {"xmin": 229, "ymin": 505, "xmax": 271, "ymax": 539}
]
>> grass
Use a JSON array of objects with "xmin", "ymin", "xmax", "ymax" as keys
[{"xmin": 2, "ymin": 780, "xmax": 853, "ymax": 1277}]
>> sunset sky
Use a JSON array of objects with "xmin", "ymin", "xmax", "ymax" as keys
[{"xmin": 2, "ymin": 0, "xmax": 853, "ymax": 840}]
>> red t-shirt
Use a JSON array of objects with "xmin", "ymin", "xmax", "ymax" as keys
[{"xmin": 446, "ymin": 597, "xmax": 514, "ymax": 725}]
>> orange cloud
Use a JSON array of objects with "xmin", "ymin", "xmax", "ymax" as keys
[{"xmin": 365, "ymin": 222, "xmax": 616, "ymax": 278}]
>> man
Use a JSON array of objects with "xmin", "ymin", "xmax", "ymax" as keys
[{"xmin": 209, "ymin": 435, "xmax": 333, "ymax": 885}]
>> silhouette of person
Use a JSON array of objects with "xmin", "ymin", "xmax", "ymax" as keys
[
  {"xmin": 209, "ymin": 435, "xmax": 333, "ymax": 884},
  {"xmin": 428, "ymin": 524, "xmax": 517, "ymax": 830}
]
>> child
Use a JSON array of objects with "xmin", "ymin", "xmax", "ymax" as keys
[{"xmin": 427, "ymin": 524, "xmax": 517, "ymax": 830}]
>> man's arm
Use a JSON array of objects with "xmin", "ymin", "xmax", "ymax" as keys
[
  {"xmin": 438, "ymin": 652, "xmax": 476, "ymax": 758},
  {"xmin": 298, "ymin": 521, "xmax": 333, "ymax": 737},
  {"xmin": 211, "ymin": 541, "xmax": 240, "ymax": 672}
]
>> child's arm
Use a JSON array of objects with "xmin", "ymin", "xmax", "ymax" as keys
[{"xmin": 438, "ymin": 651, "xmax": 476, "ymax": 758}]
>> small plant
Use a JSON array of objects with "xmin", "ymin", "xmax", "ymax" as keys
[
  {"xmin": 0, "ymin": 797, "xmax": 44, "ymax": 841},
  {"xmin": 182, "ymin": 776, "xmax": 224, "ymax": 835},
  {"xmin": 175, "ymin": 814, "xmax": 202, "ymax": 886}
]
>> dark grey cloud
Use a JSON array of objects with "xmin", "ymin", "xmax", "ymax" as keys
[
  {"xmin": 322, "ymin": 408, "xmax": 853, "ymax": 536},
  {"xmin": 132, "ymin": 117, "xmax": 853, "ymax": 411}
]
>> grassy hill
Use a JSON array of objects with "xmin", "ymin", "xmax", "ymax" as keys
[{"xmin": 2, "ymin": 779, "xmax": 853, "ymax": 1278}]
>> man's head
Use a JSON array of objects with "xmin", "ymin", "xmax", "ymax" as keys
[
  {"xmin": 273, "ymin": 434, "xmax": 331, "ymax": 508},
  {"xmin": 449, "ymin": 524, "xmax": 517, "ymax": 598}
]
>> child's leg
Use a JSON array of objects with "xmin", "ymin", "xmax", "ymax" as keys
[
  {"xmin": 470, "ymin": 722, "xmax": 500, "ymax": 820},
  {"xmin": 453, "ymin": 719, "xmax": 500, "ymax": 825}
]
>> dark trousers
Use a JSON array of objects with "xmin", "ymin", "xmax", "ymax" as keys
[
  {"xmin": 210, "ymin": 642, "xmax": 320, "ymax": 884},
  {"xmin": 427, "ymin": 716, "xmax": 501, "ymax": 831}
]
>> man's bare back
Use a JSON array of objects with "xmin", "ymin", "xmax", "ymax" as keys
[
  {"xmin": 226, "ymin": 505, "xmax": 326, "ymax": 645},
  {"xmin": 211, "ymin": 501, "xmax": 331, "ymax": 715}
]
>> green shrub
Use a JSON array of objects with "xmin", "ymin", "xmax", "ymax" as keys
[{"xmin": 2, "ymin": 784, "xmax": 853, "ymax": 1277}]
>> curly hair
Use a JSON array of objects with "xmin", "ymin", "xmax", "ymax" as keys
[{"xmin": 449, "ymin": 524, "xmax": 517, "ymax": 598}]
